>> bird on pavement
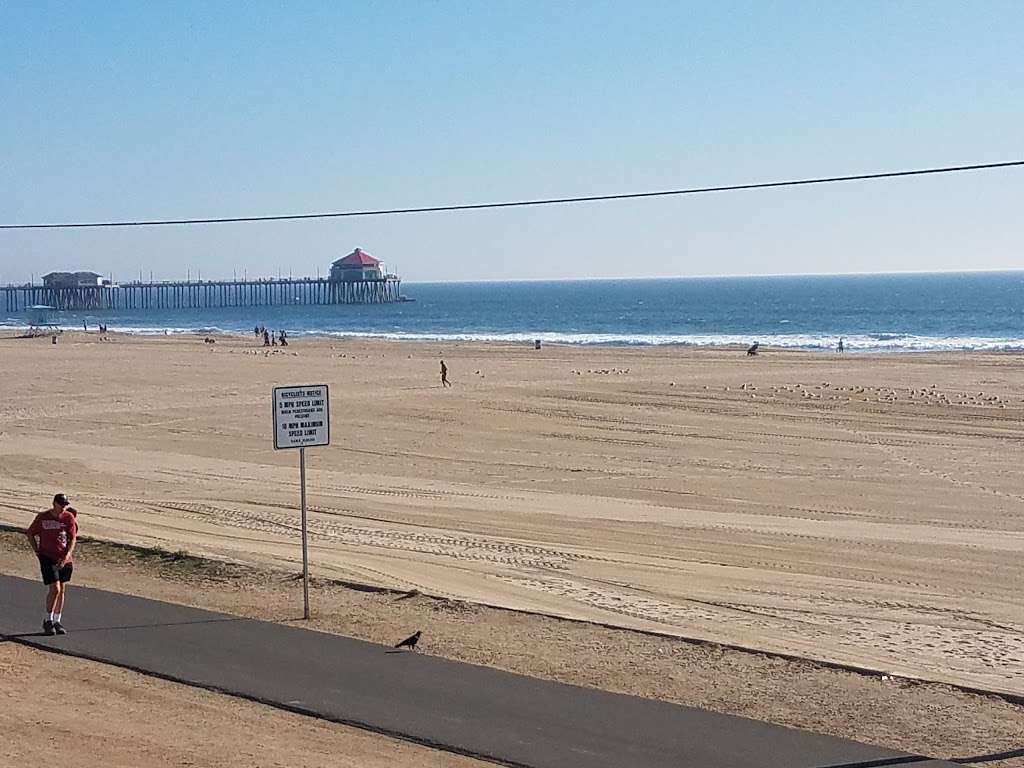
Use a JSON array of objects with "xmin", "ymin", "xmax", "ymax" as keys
[{"xmin": 395, "ymin": 630, "xmax": 422, "ymax": 650}]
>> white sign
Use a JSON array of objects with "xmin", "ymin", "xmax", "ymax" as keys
[{"xmin": 273, "ymin": 385, "xmax": 330, "ymax": 450}]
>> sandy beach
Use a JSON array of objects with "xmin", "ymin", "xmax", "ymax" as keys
[
  {"xmin": 0, "ymin": 642, "xmax": 485, "ymax": 768},
  {"xmin": 1, "ymin": 330, "xmax": 1022, "ymax": 702}
]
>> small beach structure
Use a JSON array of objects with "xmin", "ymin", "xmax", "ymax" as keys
[
  {"xmin": 26, "ymin": 304, "xmax": 56, "ymax": 326},
  {"xmin": 24, "ymin": 304, "xmax": 60, "ymax": 336}
]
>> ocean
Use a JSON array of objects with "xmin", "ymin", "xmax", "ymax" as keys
[{"xmin": 4, "ymin": 271, "xmax": 1024, "ymax": 352}]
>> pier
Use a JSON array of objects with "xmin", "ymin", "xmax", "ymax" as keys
[
  {"xmin": 2, "ymin": 249, "xmax": 404, "ymax": 313},
  {"xmin": 2, "ymin": 276, "xmax": 403, "ymax": 313}
]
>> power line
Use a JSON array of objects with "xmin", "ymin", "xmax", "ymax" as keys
[{"xmin": 2, "ymin": 160, "xmax": 1021, "ymax": 230}]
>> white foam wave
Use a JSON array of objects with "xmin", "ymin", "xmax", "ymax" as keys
[
  {"xmin": 3, "ymin": 319, "xmax": 1023, "ymax": 351},
  {"xmin": 320, "ymin": 330, "xmax": 1024, "ymax": 352}
]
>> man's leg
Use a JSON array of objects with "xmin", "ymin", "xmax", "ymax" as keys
[
  {"xmin": 46, "ymin": 583, "xmax": 59, "ymax": 613},
  {"xmin": 43, "ymin": 582, "xmax": 59, "ymax": 634},
  {"xmin": 53, "ymin": 582, "xmax": 67, "ymax": 634},
  {"xmin": 54, "ymin": 582, "xmax": 65, "ymax": 616}
]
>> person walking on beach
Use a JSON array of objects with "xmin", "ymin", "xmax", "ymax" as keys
[
  {"xmin": 440, "ymin": 360, "xmax": 451, "ymax": 387},
  {"xmin": 838, "ymin": 338, "xmax": 845, "ymax": 353},
  {"xmin": 25, "ymin": 493, "xmax": 79, "ymax": 636},
  {"xmin": 263, "ymin": 329, "xmax": 271, "ymax": 347}
]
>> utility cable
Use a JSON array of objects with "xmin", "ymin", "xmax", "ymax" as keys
[{"xmin": 1, "ymin": 160, "xmax": 1021, "ymax": 230}]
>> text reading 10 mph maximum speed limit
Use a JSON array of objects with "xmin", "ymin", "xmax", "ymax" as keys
[{"xmin": 272, "ymin": 385, "xmax": 330, "ymax": 449}]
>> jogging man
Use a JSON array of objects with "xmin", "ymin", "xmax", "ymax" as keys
[
  {"xmin": 440, "ymin": 359, "xmax": 451, "ymax": 387},
  {"xmin": 26, "ymin": 493, "xmax": 79, "ymax": 636}
]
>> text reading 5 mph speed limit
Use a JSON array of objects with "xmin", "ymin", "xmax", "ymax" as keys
[{"xmin": 273, "ymin": 385, "xmax": 330, "ymax": 449}]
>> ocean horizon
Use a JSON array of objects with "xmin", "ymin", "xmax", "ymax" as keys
[{"xmin": 4, "ymin": 271, "xmax": 1023, "ymax": 353}]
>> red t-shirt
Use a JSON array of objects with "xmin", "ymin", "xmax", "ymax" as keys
[{"xmin": 27, "ymin": 511, "xmax": 78, "ymax": 562}]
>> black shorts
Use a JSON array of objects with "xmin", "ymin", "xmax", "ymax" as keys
[{"xmin": 38, "ymin": 555, "xmax": 73, "ymax": 585}]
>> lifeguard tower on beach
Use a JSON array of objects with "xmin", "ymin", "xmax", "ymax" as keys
[
  {"xmin": 25, "ymin": 305, "xmax": 60, "ymax": 336},
  {"xmin": 26, "ymin": 305, "xmax": 55, "ymax": 325}
]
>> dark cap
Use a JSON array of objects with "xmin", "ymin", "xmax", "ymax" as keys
[{"xmin": 53, "ymin": 493, "xmax": 70, "ymax": 507}]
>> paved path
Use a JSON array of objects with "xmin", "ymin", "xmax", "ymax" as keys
[{"xmin": 1, "ymin": 575, "xmax": 952, "ymax": 768}]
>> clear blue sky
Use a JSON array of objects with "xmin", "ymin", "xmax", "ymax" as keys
[{"xmin": 1, "ymin": 1, "xmax": 1021, "ymax": 282}]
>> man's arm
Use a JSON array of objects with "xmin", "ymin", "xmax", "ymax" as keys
[
  {"xmin": 59, "ymin": 519, "xmax": 78, "ymax": 566},
  {"xmin": 25, "ymin": 521, "xmax": 39, "ymax": 555}
]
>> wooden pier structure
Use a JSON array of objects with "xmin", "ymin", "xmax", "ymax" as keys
[{"xmin": 2, "ymin": 276, "xmax": 403, "ymax": 313}]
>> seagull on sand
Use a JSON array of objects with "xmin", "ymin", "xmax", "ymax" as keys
[{"xmin": 395, "ymin": 630, "xmax": 422, "ymax": 651}]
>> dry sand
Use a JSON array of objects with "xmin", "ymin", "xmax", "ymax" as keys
[
  {"xmin": 0, "ymin": 641, "xmax": 485, "ymax": 768},
  {"xmin": 0, "ymin": 330, "xmax": 1022, "ymax": 759}
]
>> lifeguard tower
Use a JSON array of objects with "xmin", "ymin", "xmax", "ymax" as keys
[{"xmin": 25, "ymin": 305, "xmax": 60, "ymax": 336}]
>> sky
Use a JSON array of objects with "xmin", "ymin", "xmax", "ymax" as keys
[{"xmin": 1, "ymin": 1, "xmax": 1022, "ymax": 283}]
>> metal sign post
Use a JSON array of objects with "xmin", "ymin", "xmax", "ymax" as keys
[
  {"xmin": 299, "ymin": 446, "xmax": 309, "ymax": 619},
  {"xmin": 272, "ymin": 384, "xmax": 330, "ymax": 620}
]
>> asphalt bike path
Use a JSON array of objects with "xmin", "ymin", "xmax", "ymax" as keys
[{"xmin": 1, "ymin": 575, "xmax": 953, "ymax": 768}]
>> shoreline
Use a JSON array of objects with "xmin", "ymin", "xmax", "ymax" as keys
[{"xmin": 3, "ymin": 325, "xmax": 1024, "ymax": 354}]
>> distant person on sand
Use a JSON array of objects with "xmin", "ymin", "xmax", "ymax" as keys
[
  {"xmin": 838, "ymin": 338, "xmax": 845, "ymax": 353},
  {"xmin": 746, "ymin": 341, "xmax": 759, "ymax": 356},
  {"xmin": 254, "ymin": 325, "xmax": 260, "ymax": 337},
  {"xmin": 263, "ymin": 329, "xmax": 271, "ymax": 347},
  {"xmin": 440, "ymin": 360, "xmax": 451, "ymax": 387},
  {"xmin": 25, "ymin": 493, "xmax": 79, "ymax": 636},
  {"xmin": 279, "ymin": 330, "xmax": 288, "ymax": 347}
]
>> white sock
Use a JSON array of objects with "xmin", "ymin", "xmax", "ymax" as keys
[
  {"xmin": 54, "ymin": 613, "xmax": 62, "ymax": 623},
  {"xmin": 47, "ymin": 611, "xmax": 55, "ymax": 622}
]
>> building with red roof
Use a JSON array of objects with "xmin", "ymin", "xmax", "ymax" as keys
[{"xmin": 330, "ymin": 248, "xmax": 385, "ymax": 282}]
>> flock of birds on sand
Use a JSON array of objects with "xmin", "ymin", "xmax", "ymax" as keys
[
  {"xmin": 565, "ymin": 368, "xmax": 1017, "ymax": 408},
  {"xmin": 570, "ymin": 368, "xmax": 631, "ymax": 376},
  {"xmin": 712, "ymin": 382, "xmax": 1017, "ymax": 408}
]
